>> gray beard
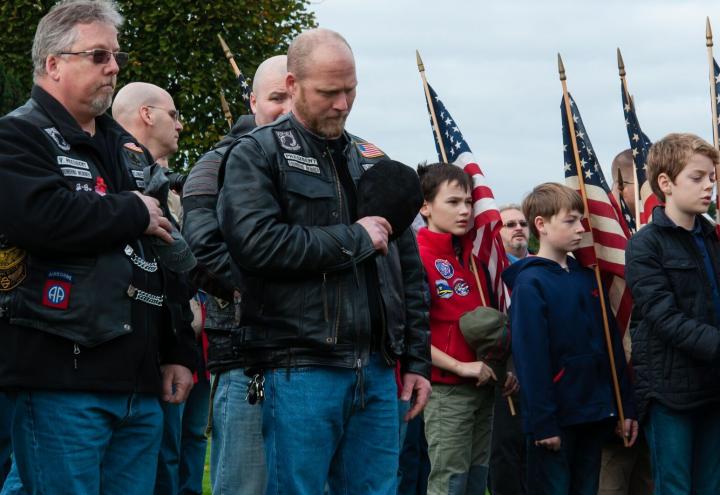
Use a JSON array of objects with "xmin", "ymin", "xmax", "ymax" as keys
[{"xmin": 89, "ymin": 93, "xmax": 113, "ymax": 116}]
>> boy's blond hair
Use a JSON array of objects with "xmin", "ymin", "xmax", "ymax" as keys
[
  {"xmin": 522, "ymin": 183, "xmax": 584, "ymax": 238},
  {"xmin": 647, "ymin": 133, "xmax": 720, "ymax": 202}
]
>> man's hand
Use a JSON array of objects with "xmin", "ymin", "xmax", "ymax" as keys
[
  {"xmin": 535, "ymin": 436, "xmax": 562, "ymax": 451},
  {"xmin": 133, "ymin": 191, "xmax": 173, "ymax": 244},
  {"xmin": 616, "ymin": 418, "xmax": 639, "ymax": 447},
  {"xmin": 400, "ymin": 372, "xmax": 431, "ymax": 422},
  {"xmin": 502, "ymin": 371, "xmax": 520, "ymax": 397},
  {"xmin": 356, "ymin": 216, "xmax": 392, "ymax": 255},
  {"xmin": 160, "ymin": 364, "xmax": 194, "ymax": 404},
  {"xmin": 456, "ymin": 360, "xmax": 497, "ymax": 386}
]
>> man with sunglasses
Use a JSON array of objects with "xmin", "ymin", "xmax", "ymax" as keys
[{"xmin": 0, "ymin": 1, "xmax": 197, "ymax": 493}]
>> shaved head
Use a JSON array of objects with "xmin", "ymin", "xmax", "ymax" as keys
[
  {"xmin": 250, "ymin": 55, "xmax": 290, "ymax": 126},
  {"xmin": 112, "ymin": 82, "xmax": 182, "ymax": 162},
  {"xmin": 287, "ymin": 28, "xmax": 352, "ymax": 80},
  {"xmin": 252, "ymin": 55, "xmax": 287, "ymax": 94}
]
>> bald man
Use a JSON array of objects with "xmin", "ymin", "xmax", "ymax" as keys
[
  {"xmin": 611, "ymin": 149, "xmax": 637, "ymax": 228},
  {"xmin": 112, "ymin": 82, "xmax": 182, "ymax": 165},
  {"xmin": 218, "ymin": 28, "xmax": 431, "ymax": 494},
  {"xmin": 181, "ymin": 54, "xmax": 291, "ymax": 495}
]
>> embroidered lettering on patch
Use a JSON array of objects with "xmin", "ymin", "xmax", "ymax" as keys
[
  {"xmin": 57, "ymin": 156, "xmax": 89, "ymax": 169},
  {"xmin": 356, "ymin": 142, "xmax": 385, "ymax": 158},
  {"xmin": 283, "ymin": 153, "xmax": 318, "ymax": 165},
  {"xmin": 287, "ymin": 160, "xmax": 320, "ymax": 174},
  {"xmin": 42, "ymin": 271, "xmax": 73, "ymax": 310},
  {"xmin": 43, "ymin": 127, "xmax": 70, "ymax": 151},
  {"xmin": 435, "ymin": 279, "xmax": 453, "ymax": 299},
  {"xmin": 0, "ymin": 247, "xmax": 26, "ymax": 291},
  {"xmin": 61, "ymin": 167, "xmax": 92, "ymax": 179},
  {"xmin": 75, "ymin": 183, "xmax": 92, "ymax": 192},
  {"xmin": 274, "ymin": 130, "xmax": 301, "ymax": 151},
  {"xmin": 131, "ymin": 170, "xmax": 144, "ymax": 178}
]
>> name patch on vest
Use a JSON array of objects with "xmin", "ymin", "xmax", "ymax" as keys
[
  {"xmin": 61, "ymin": 167, "xmax": 92, "ymax": 179},
  {"xmin": 283, "ymin": 153, "xmax": 320, "ymax": 174},
  {"xmin": 57, "ymin": 156, "xmax": 89, "ymax": 169}
]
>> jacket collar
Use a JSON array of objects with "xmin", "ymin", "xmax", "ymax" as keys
[
  {"xmin": 417, "ymin": 227, "xmax": 474, "ymax": 265},
  {"xmin": 651, "ymin": 206, "xmax": 716, "ymax": 237}
]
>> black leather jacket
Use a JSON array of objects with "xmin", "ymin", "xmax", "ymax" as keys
[
  {"xmin": 217, "ymin": 113, "xmax": 431, "ymax": 378},
  {"xmin": 625, "ymin": 207, "xmax": 720, "ymax": 419},
  {"xmin": 182, "ymin": 115, "xmax": 255, "ymax": 372}
]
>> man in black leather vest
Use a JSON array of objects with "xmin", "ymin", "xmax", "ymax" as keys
[
  {"xmin": 0, "ymin": 2, "xmax": 196, "ymax": 493},
  {"xmin": 218, "ymin": 28, "xmax": 432, "ymax": 494}
]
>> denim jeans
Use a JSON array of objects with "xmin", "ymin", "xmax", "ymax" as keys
[
  {"xmin": 210, "ymin": 368, "xmax": 266, "ymax": 495},
  {"xmin": 263, "ymin": 353, "xmax": 399, "ymax": 495},
  {"xmin": 526, "ymin": 420, "xmax": 612, "ymax": 495},
  {"xmin": 1, "ymin": 390, "xmax": 162, "ymax": 495},
  {"xmin": 155, "ymin": 375, "xmax": 210, "ymax": 495},
  {"xmin": 0, "ymin": 393, "xmax": 12, "ymax": 485},
  {"xmin": 398, "ymin": 412, "xmax": 430, "ymax": 495},
  {"xmin": 645, "ymin": 401, "xmax": 720, "ymax": 495}
]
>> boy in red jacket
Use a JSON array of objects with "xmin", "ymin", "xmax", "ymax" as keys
[{"xmin": 417, "ymin": 163, "xmax": 498, "ymax": 494}]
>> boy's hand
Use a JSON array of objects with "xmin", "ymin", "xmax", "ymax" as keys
[
  {"xmin": 535, "ymin": 436, "xmax": 562, "ymax": 451},
  {"xmin": 616, "ymin": 419, "xmax": 639, "ymax": 447},
  {"xmin": 456, "ymin": 361, "xmax": 497, "ymax": 386},
  {"xmin": 502, "ymin": 371, "xmax": 520, "ymax": 397}
]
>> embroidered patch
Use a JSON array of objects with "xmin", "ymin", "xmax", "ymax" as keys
[
  {"xmin": 94, "ymin": 177, "xmax": 107, "ymax": 196},
  {"xmin": 0, "ymin": 246, "xmax": 26, "ymax": 291},
  {"xmin": 434, "ymin": 259, "xmax": 454, "ymax": 279},
  {"xmin": 42, "ymin": 271, "xmax": 73, "ymax": 310},
  {"xmin": 135, "ymin": 179, "xmax": 145, "ymax": 189},
  {"xmin": 61, "ymin": 167, "xmax": 92, "ymax": 179},
  {"xmin": 356, "ymin": 142, "xmax": 385, "ymax": 158},
  {"xmin": 131, "ymin": 170, "xmax": 144, "ymax": 178},
  {"xmin": 361, "ymin": 163, "xmax": 375, "ymax": 171},
  {"xmin": 453, "ymin": 278, "xmax": 470, "ymax": 296},
  {"xmin": 123, "ymin": 142, "xmax": 144, "ymax": 153},
  {"xmin": 75, "ymin": 183, "xmax": 93, "ymax": 192},
  {"xmin": 435, "ymin": 279, "xmax": 453, "ymax": 299},
  {"xmin": 57, "ymin": 156, "xmax": 89, "ymax": 169},
  {"xmin": 287, "ymin": 160, "xmax": 320, "ymax": 174},
  {"xmin": 283, "ymin": 153, "xmax": 318, "ymax": 165},
  {"xmin": 43, "ymin": 127, "xmax": 70, "ymax": 151},
  {"xmin": 274, "ymin": 130, "xmax": 301, "ymax": 151}
]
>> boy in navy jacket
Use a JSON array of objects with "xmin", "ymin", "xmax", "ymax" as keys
[{"xmin": 502, "ymin": 183, "xmax": 637, "ymax": 495}]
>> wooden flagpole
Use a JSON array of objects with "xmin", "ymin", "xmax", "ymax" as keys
[
  {"xmin": 616, "ymin": 48, "xmax": 642, "ymax": 229},
  {"xmin": 558, "ymin": 54, "xmax": 628, "ymax": 446},
  {"xmin": 219, "ymin": 92, "xmax": 233, "ymax": 130},
  {"xmin": 218, "ymin": 34, "xmax": 241, "ymax": 78},
  {"xmin": 417, "ymin": 50, "xmax": 515, "ymax": 416},
  {"xmin": 706, "ymin": 18, "xmax": 720, "ymax": 222}
]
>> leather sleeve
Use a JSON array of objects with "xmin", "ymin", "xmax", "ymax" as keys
[{"xmin": 218, "ymin": 138, "xmax": 377, "ymax": 275}]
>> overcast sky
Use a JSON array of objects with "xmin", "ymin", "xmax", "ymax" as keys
[{"xmin": 308, "ymin": 0, "xmax": 720, "ymax": 205}]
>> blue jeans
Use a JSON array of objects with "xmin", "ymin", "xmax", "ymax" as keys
[
  {"xmin": 645, "ymin": 401, "xmax": 720, "ymax": 495},
  {"xmin": 1, "ymin": 390, "xmax": 162, "ymax": 495},
  {"xmin": 155, "ymin": 375, "xmax": 210, "ymax": 495},
  {"xmin": 526, "ymin": 420, "xmax": 611, "ymax": 495},
  {"xmin": 398, "ymin": 412, "xmax": 430, "ymax": 495},
  {"xmin": 210, "ymin": 368, "xmax": 266, "ymax": 495},
  {"xmin": 263, "ymin": 354, "xmax": 399, "ymax": 495},
  {"xmin": 0, "ymin": 393, "xmax": 12, "ymax": 485}
]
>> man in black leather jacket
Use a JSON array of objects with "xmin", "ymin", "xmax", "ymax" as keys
[
  {"xmin": 218, "ymin": 28, "xmax": 431, "ymax": 494},
  {"xmin": 0, "ymin": 2, "xmax": 195, "ymax": 493},
  {"xmin": 182, "ymin": 53, "xmax": 290, "ymax": 495}
]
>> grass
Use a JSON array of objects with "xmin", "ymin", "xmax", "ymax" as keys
[{"xmin": 202, "ymin": 442, "xmax": 211, "ymax": 494}]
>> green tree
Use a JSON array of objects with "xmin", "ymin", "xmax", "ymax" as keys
[
  {"xmin": 0, "ymin": 61, "xmax": 27, "ymax": 115},
  {"xmin": 0, "ymin": 0, "xmax": 316, "ymax": 169}
]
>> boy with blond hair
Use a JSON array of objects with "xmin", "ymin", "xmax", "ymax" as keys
[
  {"xmin": 625, "ymin": 133, "xmax": 720, "ymax": 493},
  {"xmin": 503, "ymin": 183, "xmax": 637, "ymax": 495}
]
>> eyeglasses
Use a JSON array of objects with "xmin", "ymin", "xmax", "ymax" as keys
[
  {"xmin": 146, "ymin": 105, "xmax": 181, "ymax": 123},
  {"xmin": 503, "ymin": 220, "xmax": 528, "ymax": 228},
  {"xmin": 58, "ymin": 49, "xmax": 129, "ymax": 68}
]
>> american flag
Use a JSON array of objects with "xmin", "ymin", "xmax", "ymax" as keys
[
  {"xmin": 238, "ymin": 71, "xmax": 252, "ymax": 113},
  {"xmin": 561, "ymin": 94, "xmax": 633, "ymax": 339},
  {"xmin": 621, "ymin": 85, "xmax": 659, "ymax": 226},
  {"xmin": 425, "ymin": 83, "xmax": 510, "ymax": 311}
]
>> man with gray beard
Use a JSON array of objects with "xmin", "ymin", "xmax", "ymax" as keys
[{"xmin": 0, "ymin": 1, "xmax": 196, "ymax": 493}]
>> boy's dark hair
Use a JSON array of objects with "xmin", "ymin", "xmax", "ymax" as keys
[
  {"xmin": 646, "ymin": 133, "xmax": 720, "ymax": 202},
  {"xmin": 417, "ymin": 162, "xmax": 473, "ymax": 202},
  {"xmin": 522, "ymin": 182, "xmax": 585, "ymax": 238}
]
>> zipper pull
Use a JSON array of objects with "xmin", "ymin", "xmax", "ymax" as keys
[
  {"xmin": 322, "ymin": 273, "xmax": 329, "ymax": 322},
  {"xmin": 341, "ymin": 247, "xmax": 359, "ymax": 287},
  {"xmin": 73, "ymin": 343, "xmax": 80, "ymax": 370},
  {"xmin": 355, "ymin": 358, "xmax": 365, "ymax": 408}
]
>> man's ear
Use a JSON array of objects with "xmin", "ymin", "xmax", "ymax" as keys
[
  {"xmin": 657, "ymin": 172, "xmax": 672, "ymax": 198},
  {"xmin": 249, "ymin": 92, "xmax": 257, "ymax": 115},
  {"xmin": 139, "ymin": 105, "xmax": 153, "ymax": 126},
  {"xmin": 45, "ymin": 55, "xmax": 61, "ymax": 81},
  {"xmin": 286, "ymin": 72, "xmax": 297, "ymax": 96},
  {"xmin": 534, "ymin": 215, "xmax": 546, "ymax": 236}
]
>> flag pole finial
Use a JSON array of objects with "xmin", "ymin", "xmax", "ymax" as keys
[
  {"xmin": 557, "ymin": 53, "xmax": 566, "ymax": 81},
  {"xmin": 617, "ymin": 48, "xmax": 626, "ymax": 77},
  {"xmin": 416, "ymin": 50, "xmax": 425, "ymax": 72},
  {"xmin": 217, "ymin": 34, "xmax": 232, "ymax": 61},
  {"xmin": 708, "ymin": 17, "xmax": 714, "ymax": 47}
]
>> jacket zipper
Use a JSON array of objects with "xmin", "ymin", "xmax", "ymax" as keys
[
  {"xmin": 73, "ymin": 342, "xmax": 80, "ymax": 370},
  {"xmin": 326, "ymin": 147, "xmax": 346, "ymax": 345}
]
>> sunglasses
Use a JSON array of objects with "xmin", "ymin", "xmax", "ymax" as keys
[
  {"xmin": 146, "ymin": 105, "xmax": 181, "ymax": 123},
  {"xmin": 58, "ymin": 49, "xmax": 129, "ymax": 68},
  {"xmin": 503, "ymin": 220, "xmax": 528, "ymax": 228}
]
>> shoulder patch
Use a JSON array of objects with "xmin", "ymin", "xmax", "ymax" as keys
[
  {"xmin": 123, "ymin": 142, "xmax": 144, "ymax": 153},
  {"xmin": 0, "ymin": 247, "xmax": 26, "ymax": 291},
  {"xmin": 274, "ymin": 129, "xmax": 302, "ymax": 151},
  {"xmin": 356, "ymin": 141, "xmax": 385, "ymax": 159},
  {"xmin": 43, "ymin": 127, "xmax": 70, "ymax": 151}
]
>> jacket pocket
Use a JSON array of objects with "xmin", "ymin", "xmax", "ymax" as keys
[
  {"xmin": 662, "ymin": 259, "xmax": 700, "ymax": 313},
  {"xmin": 10, "ymin": 251, "xmax": 133, "ymax": 347},
  {"xmin": 283, "ymin": 171, "xmax": 337, "ymax": 225},
  {"xmin": 553, "ymin": 353, "xmax": 607, "ymax": 409}
]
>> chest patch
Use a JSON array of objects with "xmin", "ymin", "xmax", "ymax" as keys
[
  {"xmin": 0, "ymin": 246, "xmax": 26, "ymax": 291},
  {"xmin": 434, "ymin": 259, "xmax": 455, "ymax": 279},
  {"xmin": 61, "ymin": 167, "xmax": 92, "ymax": 179},
  {"xmin": 453, "ymin": 278, "xmax": 470, "ymax": 296},
  {"xmin": 283, "ymin": 153, "xmax": 320, "ymax": 174},
  {"xmin": 356, "ymin": 142, "xmax": 385, "ymax": 158},
  {"xmin": 435, "ymin": 279, "xmax": 453, "ymax": 299},
  {"xmin": 42, "ymin": 271, "xmax": 73, "ymax": 310},
  {"xmin": 274, "ymin": 129, "xmax": 301, "ymax": 151},
  {"xmin": 43, "ymin": 127, "xmax": 70, "ymax": 151},
  {"xmin": 57, "ymin": 156, "xmax": 89, "ymax": 170}
]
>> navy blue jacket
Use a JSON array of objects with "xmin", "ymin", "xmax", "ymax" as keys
[{"xmin": 502, "ymin": 256, "xmax": 636, "ymax": 440}]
